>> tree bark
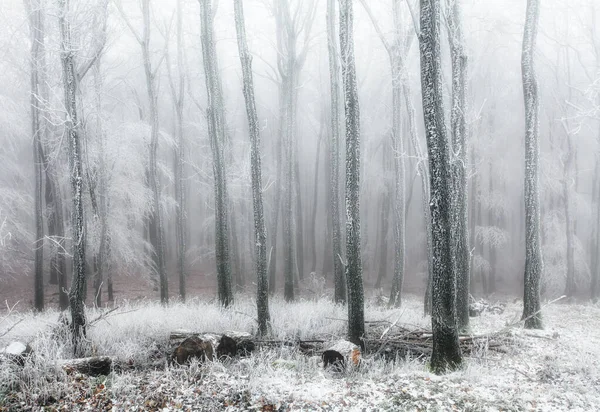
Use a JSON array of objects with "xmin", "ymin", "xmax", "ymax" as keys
[
  {"xmin": 419, "ymin": 0, "xmax": 462, "ymax": 373},
  {"xmin": 58, "ymin": 0, "xmax": 87, "ymax": 355},
  {"xmin": 199, "ymin": 0, "xmax": 233, "ymax": 307},
  {"xmin": 310, "ymin": 122, "xmax": 324, "ymax": 274},
  {"xmin": 327, "ymin": 0, "xmax": 346, "ymax": 304},
  {"xmin": 340, "ymin": 0, "xmax": 364, "ymax": 347},
  {"xmin": 447, "ymin": 0, "xmax": 470, "ymax": 331},
  {"xmin": 25, "ymin": 0, "xmax": 45, "ymax": 312},
  {"xmin": 521, "ymin": 0, "xmax": 543, "ymax": 329},
  {"xmin": 233, "ymin": 0, "xmax": 270, "ymax": 335}
]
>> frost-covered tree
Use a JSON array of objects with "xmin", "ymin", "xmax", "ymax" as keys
[
  {"xmin": 233, "ymin": 0, "xmax": 270, "ymax": 335},
  {"xmin": 521, "ymin": 0, "xmax": 543, "ymax": 329},
  {"xmin": 359, "ymin": 0, "xmax": 408, "ymax": 307},
  {"xmin": 117, "ymin": 0, "xmax": 168, "ymax": 304},
  {"xmin": 446, "ymin": 0, "xmax": 470, "ymax": 331},
  {"xmin": 339, "ymin": 0, "xmax": 364, "ymax": 346},
  {"xmin": 199, "ymin": 0, "xmax": 233, "ymax": 307},
  {"xmin": 419, "ymin": 0, "xmax": 462, "ymax": 373},
  {"xmin": 166, "ymin": 0, "xmax": 187, "ymax": 301},
  {"xmin": 24, "ymin": 0, "xmax": 45, "ymax": 312},
  {"xmin": 326, "ymin": 0, "xmax": 346, "ymax": 304},
  {"xmin": 58, "ymin": 0, "xmax": 87, "ymax": 353}
]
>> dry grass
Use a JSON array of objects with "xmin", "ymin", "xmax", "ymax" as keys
[{"xmin": 1, "ymin": 294, "xmax": 599, "ymax": 410}]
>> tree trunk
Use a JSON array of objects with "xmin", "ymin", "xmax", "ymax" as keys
[
  {"xmin": 375, "ymin": 190, "xmax": 390, "ymax": 290},
  {"xmin": 521, "ymin": 0, "xmax": 543, "ymax": 329},
  {"xmin": 419, "ymin": 0, "xmax": 462, "ymax": 373},
  {"xmin": 294, "ymin": 155, "xmax": 305, "ymax": 282},
  {"xmin": 199, "ymin": 0, "xmax": 233, "ymax": 307},
  {"xmin": 388, "ymin": 0, "xmax": 406, "ymax": 308},
  {"xmin": 340, "ymin": 0, "xmax": 364, "ymax": 347},
  {"xmin": 234, "ymin": 0, "xmax": 270, "ymax": 335},
  {"xmin": 167, "ymin": 0, "xmax": 187, "ymax": 302},
  {"xmin": 25, "ymin": 0, "xmax": 45, "ymax": 312},
  {"xmin": 268, "ymin": 136, "xmax": 282, "ymax": 294},
  {"xmin": 447, "ymin": 0, "xmax": 470, "ymax": 331},
  {"xmin": 58, "ymin": 0, "xmax": 87, "ymax": 355},
  {"xmin": 327, "ymin": 0, "xmax": 346, "ymax": 304},
  {"xmin": 310, "ymin": 124, "xmax": 324, "ymax": 274}
]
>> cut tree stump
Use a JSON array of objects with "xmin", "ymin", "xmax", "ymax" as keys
[
  {"xmin": 61, "ymin": 356, "xmax": 112, "ymax": 376},
  {"xmin": 322, "ymin": 340, "xmax": 361, "ymax": 371},
  {"xmin": 216, "ymin": 331, "xmax": 255, "ymax": 359},
  {"xmin": 0, "ymin": 341, "xmax": 32, "ymax": 366},
  {"xmin": 172, "ymin": 336, "xmax": 214, "ymax": 365}
]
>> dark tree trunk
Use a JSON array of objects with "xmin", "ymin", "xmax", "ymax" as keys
[
  {"xmin": 419, "ymin": 0, "xmax": 462, "ymax": 373},
  {"xmin": 340, "ymin": 0, "xmax": 364, "ymax": 347},
  {"xmin": 199, "ymin": 0, "xmax": 233, "ymax": 307},
  {"xmin": 234, "ymin": 0, "xmax": 270, "ymax": 334},
  {"xmin": 521, "ymin": 0, "xmax": 543, "ymax": 329},
  {"xmin": 58, "ymin": 0, "xmax": 87, "ymax": 355}
]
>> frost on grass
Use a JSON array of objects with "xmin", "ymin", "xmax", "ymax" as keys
[{"xmin": 1, "ymin": 297, "xmax": 600, "ymax": 410}]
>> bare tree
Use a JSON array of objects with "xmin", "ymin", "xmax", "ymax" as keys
[
  {"xmin": 58, "ymin": 0, "xmax": 87, "ymax": 354},
  {"xmin": 199, "ymin": 0, "xmax": 233, "ymax": 307},
  {"xmin": 24, "ymin": 0, "xmax": 45, "ymax": 312},
  {"xmin": 117, "ymin": 0, "xmax": 168, "ymax": 304},
  {"xmin": 234, "ymin": 0, "xmax": 270, "ymax": 335},
  {"xmin": 419, "ymin": 0, "xmax": 462, "ymax": 373},
  {"xmin": 446, "ymin": 0, "xmax": 470, "ymax": 331},
  {"xmin": 339, "ymin": 0, "xmax": 364, "ymax": 346},
  {"xmin": 326, "ymin": 0, "xmax": 346, "ymax": 303},
  {"xmin": 521, "ymin": 0, "xmax": 543, "ymax": 329},
  {"xmin": 166, "ymin": 0, "xmax": 187, "ymax": 301}
]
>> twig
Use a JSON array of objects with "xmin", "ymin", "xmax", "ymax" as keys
[
  {"xmin": 0, "ymin": 318, "xmax": 23, "ymax": 338},
  {"xmin": 88, "ymin": 307, "xmax": 138, "ymax": 327}
]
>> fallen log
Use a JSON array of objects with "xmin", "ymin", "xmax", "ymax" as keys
[
  {"xmin": 216, "ymin": 331, "xmax": 255, "ymax": 359},
  {"xmin": 61, "ymin": 356, "xmax": 112, "ymax": 377},
  {"xmin": 322, "ymin": 340, "xmax": 361, "ymax": 371}
]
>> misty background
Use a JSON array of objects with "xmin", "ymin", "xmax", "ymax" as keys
[{"xmin": 0, "ymin": 0, "xmax": 598, "ymax": 305}]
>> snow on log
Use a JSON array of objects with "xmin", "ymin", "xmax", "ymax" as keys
[
  {"xmin": 321, "ymin": 340, "xmax": 361, "ymax": 370},
  {"xmin": 61, "ymin": 356, "xmax": 112, "ymax": 377},
  {"xmin": 0, "ymin": 341, "xmax": 32, "ymax": 366}
]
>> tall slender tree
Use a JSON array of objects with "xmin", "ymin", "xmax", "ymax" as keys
[
  {"xmin": 25, "ymin": 0, "xmax": 45, "ymax": 312},
  {"xmin": 234, "ymin": 0, "xmax": 270, "ymax": 335},
  {"xmin": 58, "ymin": 0, "xmax": 87, "ymax": 354},
  {"xmin": 446, "ymin": 0, "xmax": 470, "ymax": 331},
  {"xmin": 118, "ymin": 0, "xmax": 168, "ymax": 304},
  {"xmin": 419, "ymin": 0, "xmax": 462, "ymax": 373},
  {"xmin": 326, "ymin": 0, "xmax": 346, "ymax": 303},
  {"xmin": 521, "ymin": 0, "xmax": 543, "ymax": 329},
  {"xmin": 166, "ymin": 0, "xmax": 187, "ymax": 301},
  {"xmin": 339, "ymin": 0, "xmax": 364, "ymax": 346},
  {"xmin": 199, "ymin": 0, "xmax": 233, "ymax": 307}
]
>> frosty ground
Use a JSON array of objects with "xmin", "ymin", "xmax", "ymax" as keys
[{"xmin": 0, "ymin": 294, "xmax": 599, "ymax": 411}]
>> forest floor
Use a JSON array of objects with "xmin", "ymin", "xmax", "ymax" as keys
[{"xmin": 0, "ymin": 293, "xmax": 599, "ymax": 411}]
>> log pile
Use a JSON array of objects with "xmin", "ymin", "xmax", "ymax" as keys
[{"xmin": 364, "ymin": 325, "xmax": 513, "ymax": 360}]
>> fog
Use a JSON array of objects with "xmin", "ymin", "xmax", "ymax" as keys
[{"xmin": 0, "ymin": 0, "xmax": 598, "ymax": 308}]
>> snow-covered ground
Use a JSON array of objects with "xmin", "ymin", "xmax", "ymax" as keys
[{"xmin": 1, "ymin": 295, "xmax": 599, "ymax": 411}]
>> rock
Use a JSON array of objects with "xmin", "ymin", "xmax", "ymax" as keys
[{"xmin": 172, "ymin": 336, "xmax": 214, "ymax": 365}]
